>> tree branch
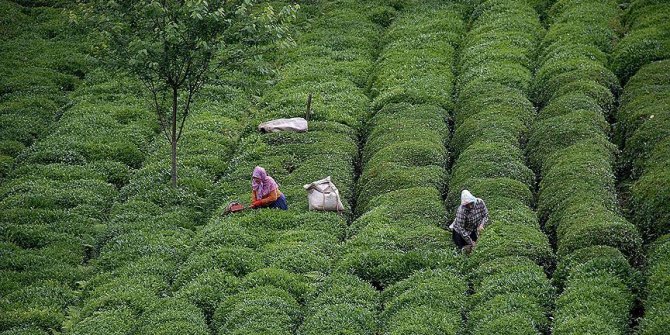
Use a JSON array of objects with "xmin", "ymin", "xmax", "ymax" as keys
[{"xmin": 144, "ymin": 78, "xmax": 172, "ymax": 143}]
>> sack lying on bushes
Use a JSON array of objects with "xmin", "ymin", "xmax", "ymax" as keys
[
  {"xmin": 304, "ymin": 176, "xmax": 345, "ymax": 212},
  {"xmin": 258, "ymin": 117, "xmax": 308, "ymax": 133}
]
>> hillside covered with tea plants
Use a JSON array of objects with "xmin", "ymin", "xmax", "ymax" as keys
[{"xmin": 1, "ymin": 0, "xmax": 669, "ymax": 334}]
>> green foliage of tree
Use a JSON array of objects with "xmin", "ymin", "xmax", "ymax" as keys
[{"xmin": 90, "ymin": 0, "xmax": 298, "ymax": 186}]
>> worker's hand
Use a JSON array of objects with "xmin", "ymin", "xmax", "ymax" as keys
[
  {"xmin": 251, "ymin": 200, "xmax": 262, "ymax": 208},
  {"xmin": 463, "ymin": 244, "xmax": 473, "ymax": 255},
  {"xmin": 477, "ymin": 224, "xmax": 485, "ymax": 235}
]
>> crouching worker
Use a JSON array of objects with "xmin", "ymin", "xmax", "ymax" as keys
[
  {"xmin": 250, "ymin": 166, "xmax": 288, "ymax": 210},
  {"xmin": 450, "ymin": 190, "xmax": 489, "ymax": 254}
]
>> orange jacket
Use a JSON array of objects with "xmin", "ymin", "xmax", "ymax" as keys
[{"xmin": 251, "ymin": 188, "xmax": 282, "ymax": 208}]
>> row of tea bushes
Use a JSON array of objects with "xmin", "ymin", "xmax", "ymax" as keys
[
  {"xmin": 617, "ymin": 60, "xmax": 670, "ymax": 243},
  {"xmin": 638, "ymin": 235, "xmax": 670, "ymax": 334},
  {"xmin": 528, "ymin": 1, "xmax": 642, "ymax": 334},
  {"xmin": 341, "ymin": 2, "xmax": 467, "ymax": 333},
  {"xmin": 614, "ymin": 3, "xmax": 670, "ymax": 331},
  {"xmin": 214, "ymin": 0, "xmax": 390, "ymax": 215},
  {"xmin": 346, "ymin": 0, "xmax": 464, "ymax": 287},
  {"xmin": 381, "ymin": 268, "xmax": 466, "ymax": 334},
  {"xmin": 300, "ymin": 274, "xmax": 378, "ymax": 335},
  {"xmin": 612, "ymin": 0, "xmax": 670, "ymax": 83},
  {"xmin": 187, "ymin": 210, "xmax": 347, "ymax": 334},
  {"xmin": 450, "ymin": 1, "xmax": 554, "ymax": 334},
  {"xmin": 64, "ymin": 42, "xmax": 276, "ymax": 335},
  {"xmin": 616, "ymin": 4, "xmax": 670, "ymax": 334},
  {"xmin": 0, "ymin": 1, "xmax": 90, "ymax": 180},
  {"xmin": 0, "ymin": 67, "xmax": 154, "ymax": 333},
  {"xmin": 189, "ymin": 1, "xmax": 393, "ymax": 333}
]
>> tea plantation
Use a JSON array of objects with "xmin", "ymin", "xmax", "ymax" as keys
[{"xmin": 1, "ymin": 0, "xmax": 669, "ymax": 334}]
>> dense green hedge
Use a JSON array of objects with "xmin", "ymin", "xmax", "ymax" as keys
[
  {"xmin": 639, "ymin": 235, "xmax": 670, "ymax": 334},
  {"xmin": 468, "ymin": 257, "xmax": 554, "ymax": 334},
  {"xmin": 58, "ymin": 7, "xmax": 287, "ymax": 334},
  {"xmin": 612, "ymin": 0, "xmax": 670, "ymax": 82},
  {"xmin": 552, "ymin": 245, "xmax": 641, "ymax": 292},
  {"xmin": 554, "ymin": 271, "xmax": 634, "ymax": 335},
  {"xmin": 449, "ymin": 1, "xmax": 552, "ymax": 333},
  {"xmin": 0, "ymin": 3, "xmax": 90, "ymax": 180},
  {"xmin": 335, "ymin": 5, "xmax": 465, "ymax": 311},
  {"xmin": 298, "ymin": 274, "xmax": 378, "ymax": 334},
  {"xmin": 0, "ymin": 68, "xmax": 156, "ymax": 333},
  {"xmin": 616, "ymin": 61, "xmax": 670, "ymax": 241},
  {"xmin": 337, "ymin": 220, "xmax": 460, "ymax": 288},
  {"xmin": 528, "ymin": 1, "xmax": 641, "ymax": 334},
  {"xmin": 165, "ymin": 1, "xmax": 396, "ymax": 333},
  {"xmin": 613, "ymin": 4, "xmax": 670, "ymax": 325},
  {"xmin": 381, "ymin": 269, "xmax": 465, "ymax": 334},
  {"xmin": 213, "ymin": 285, "xmax": 301, "ymax": 335}
]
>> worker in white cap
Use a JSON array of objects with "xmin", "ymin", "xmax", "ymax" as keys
[{"xmin": 448, "ymin": 190, "xmax": 489, "ymax": 253}]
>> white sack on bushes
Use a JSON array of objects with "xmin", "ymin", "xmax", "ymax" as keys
[
  {"xmin": 258, "ymin": 117, "xmax": 308, "ymax": 133},
  {"xmin": 303, "ymin": 176, "xmax": 345, "ymax": 212}
]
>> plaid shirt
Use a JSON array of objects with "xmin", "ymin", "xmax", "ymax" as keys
[{"xmin": 452, "ymin": 199, "xmax": 489, "ymax": 245}]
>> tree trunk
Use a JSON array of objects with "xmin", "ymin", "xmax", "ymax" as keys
[{"xmin": 171, "ymin": 86, "xmax": 178, "ymax": 187}]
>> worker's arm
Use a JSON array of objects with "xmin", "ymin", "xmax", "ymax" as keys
[
  {"xmin": 480, "ymin": 199, "xmax": 490, "ymax": 228},
  {"xmin": 252, "ymin": 189, "xmax": 280, "ymax": 207},
  {"xmin": 453, "ymin": 206, "xmax": 474, "ymax": 246}
]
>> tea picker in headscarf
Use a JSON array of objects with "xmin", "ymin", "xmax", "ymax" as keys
[
  {"xmin": 449, "ymin": 190, "xmax": 489, "ymax": 253},
  {"xmin": 250, "ymin": 166, "xmax": 288, "ymax": 210}
]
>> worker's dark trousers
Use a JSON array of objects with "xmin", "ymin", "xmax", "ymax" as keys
[
  {"xmin": 453, "ymin": 230, "xmax": 478, "ymax": 248},
  {"xmin": 268, "ymin": 194, "xmax": 288, "ymax": 210}
]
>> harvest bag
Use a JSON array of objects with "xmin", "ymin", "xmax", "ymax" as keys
[
  {"xmin": 258, "ymin": 117, "xmax": 308, "ymax": 133},
  {"xmin": 303, "ymin": 176, "xmax": 345, "ymax": 212}
]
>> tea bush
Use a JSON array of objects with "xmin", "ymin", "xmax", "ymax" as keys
[
  {"xmin": 450, "ymin": 1, "xmax": 552, "ymax": 333},
  {"xmin": 341, "ymin": 0, "xmax": 464, "ymax": 293},
  {"xmin": 639, "ymin": 235, "xmax": 670, "ymax": 334},
  {"xmin": 0, "ymin": 280, "xmax": 76, "ymax": 331},
  {"xmin": 300, "ymin": 305, "xmax": 377, "ymax": 335},
  {"xmin": 299, "ymin": 274, "xmax": 379, "ymax": 335},
  {"xmin": 134, "ymin": 298, "xmax": 209, "ymax": 335},
  {"xmin": 338, "ymin": 221, "xmax": 460, "ymax": 288},
  {"xmin": 381, "ymin": 269, "xmax": 465, "ymax": 334},
  {"xmin": 630, "ymin": 168, "xmax": 670, "ymax": 241},
  {"xmin": 69, "ymin": 307, "xmax": 137, "ymax": 335},
  {"xmin": 450, "ymin": 142, "xmax": 534, "ymax": 189},
  {"xmin": 0, "ymin": 69, "xmax": 155, "ymax": 333},
  {"xmin": 0, "ymin": 5, "xmax": 90, "ymax": 178},
  {"xmin": 261, "ymin": 230, "xmax": 339, "ymax": 274},
  {"xmin": 174, "ymin": 271, "xmax": 240, "ymax": 323},
  {"xmin": 351, "ymin": 187, "xmax": 446, "ymax": 234},
  {"xmin": 616, "ymin": 61, "xmax": 670, "ymax": 241},
  {"xmin": 469, "ymin": 293, "xmax": 547, "ymax": 335},
  {"xmin": 467, "ymin": 222, "xmax": 554, "ymax": 270},
  {"xmin": 529, "ymin": 1, "xmax": 641, "ymax": 334},
  {"xmin": 178, "ymin": 2, "xmax": 393, "ymax": 333},
  {"xmin": 554, "ymin": 271, "xmax": 634, "ymax": 335},
  {"xmin": 612, "ymin": 0, "xmax": 670, "ymax": 82},
  {"xmin": 214, "ymin": 286, "xmax": 301, "ymax": 335},
  {"xmin": 469, "ymin": 258, "xmax": 554, "ymax": 312}
]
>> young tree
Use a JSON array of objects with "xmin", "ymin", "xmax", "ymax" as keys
[{"xmin": 93, "ymin": 0, "xmax": 298, "ymax": 186}]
